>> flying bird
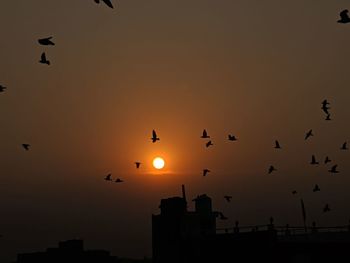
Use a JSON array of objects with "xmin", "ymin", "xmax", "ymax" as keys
[
  {"xmin": 206, "ymin": 140, "xmax": 213, "ymax": 147},
  {"xmin": 94, "ymin": 0, "xmax": 114, "ymax": 9},
  {"xmin": 201, "ymin": 129, "xmax": 210, "ymax": 139},
  {"xmin": 151, "ymin": 130, "xmax": 159, "ymax": 143},
  {"xmin": 321, "ymin": 104, "xmax": 330, "ymax": 115},
  {"xmin": 340, "ymin": 142, "xmax": 348, "ymax": 150},
  {"xmin": 39, "ymin": 52, "xmax": 50, "ymax": 65},
  {"xmin": 323, "ymin": 204, "xmax": 331, "ymax": 213},
  {"xmin": 310, "ymin": 155, "xmax": 319, "ymax": 165},
  {"xmin": 22, "ymin": 144, "xmax": 30, "ymax": 151},
  {"xmin": 337, "ymin": 9, "xmax": 350, "ymax": 23},
  {"xmin": 305, "ymin": 129, "xmax": 313, "ymax": 140},
  {"xmin": 115, "ymin": 178, "xmax": 124, "ymax": 183},
  {"xmin": 0, "ymin": 85, "xmax": 6, "ymax": 92},
  {"xmin": 218, "ymin": 212, "xmax": 228, "ymax": 220},
  {"xmin": 104, "ymin": 173, "xmax": 112, "ymax": 181},
  {"xmin": 228, "ymin": 134, "xmax": 237, "ymax": 141},
  {"xmin": 328, "ymin": 165, "xmax": 339, "ymax": 173},
  {"xmin": 274, "ymin": 140, "xmax": 281, "ymax": 149},
  {"xmin": 203, "ymin": 169, "xmax": 210, "ymax": 177},
  {"xmin": 135, "ymin": 162, "xmax": 141, "ymax": 168},
  {"xmin": 324, "ymin": 156, "xmax": 331, "ymax": 164},
  {"xmin": 268, "ymin": 165, "xmax": 276, "ymax": 174},
  {"xmin": 313, "ymin": 184, "xmax": 320, "ymax": 192},
  {"xmin": 38, "ymin": 37, "xmax": 55, "ymax": 46},
  {"xmin": 224, "ymin": 196, "xmax": 232, "ymax": 202}
]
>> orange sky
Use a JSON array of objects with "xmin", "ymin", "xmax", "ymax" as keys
[{"xmin": 1, "ymin": 0, "xmax": 350, "ymax": 261}]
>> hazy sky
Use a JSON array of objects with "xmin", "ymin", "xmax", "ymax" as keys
[{"xmin": 1, "ymin": 0, "xmax": 350, "ymax": 261}]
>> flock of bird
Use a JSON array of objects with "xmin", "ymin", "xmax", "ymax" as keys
[{"xmin": 1, "ymin": 2, "xmax": 349, "ymax": 221}]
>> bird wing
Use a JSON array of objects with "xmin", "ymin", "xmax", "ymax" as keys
[
  {"xmin": 102, "ymin": 0, "xmax": 114, "ymax": 8},
  {"xmin": 340, "ymin": 9, "xmax": 349, "ymax": 20},
  {"xmin": 203, "ymin": 129, "xmax": 207, "ymax": 137},
  {"xmin": 275, "ymin": 140, "xmax": 280, "ymax": 147},
  {"xmin": 152, "ymin": 130, "xmax": 157, "ymax": 138},
  {"xmin": 41, "ymin": 52, "xmax": 46, "ymax": 60}
]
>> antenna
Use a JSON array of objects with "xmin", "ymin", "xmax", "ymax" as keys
[{"xmin": 181, "ymin": 184, "xmax": 187, "ymax": 204}]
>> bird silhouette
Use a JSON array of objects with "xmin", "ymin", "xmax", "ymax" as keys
[
  {"xmin": 228, "ymin": 134, "xmax": 237, "ymax": 141},
  {"xmin": 310, "ymin": 155, "xmax": 319, "ymax": 165},
  {"xmin": 22, "ymin": 144, "xmax": 30, "ymax": 151},
  {"xmin": 268, "ymin": 165, "xmax": 276, "ymax": 174},
  {"xmin": 104, "ymin": 173, "xmax": 112, "ymax": 181},
  {"xmin": 305, "ymin": 129, "xmax": 313, "ymax": 140},
  {"xmin": 322, "ymin": 99, "xmax": 330, "ymax": 106},
  {"xmin": 323, "ymin": 204, "xmax": 331, "ymax": 213},
  {"xmin": 325, "ymin": 114, "xmax": 331, "ymax": 121},
  {"xmin": 201, "ymin": 129, "xmax": 210, "ymax": 138},
  {"xmin": 203, "ymin": 169, "xmax": 210, "ymax": 177},
  {"xmin": 115, "ymin": 178, "xmax": 124, "ymax": 183},
  {"xmin": 292, "ymin": 190, "xmax": 297, "ymax": 195},
  {"xmin": 328, "ymin": 165, "xmax": 339, "ymax": 173},
  {"xmin": 206, "ymin": 140, "xmax": 213, "ymax": 147},
  {"xmin": 135, "ymin": 162, "xmax": 141, "ymax": 168},
  {"xmin": 338, "ymin": 9, "xmax": 350, "ymax": 23},
  {"xmin": 151, "ymin": 130, "xmax": 159, "ymax": 143},
  {"xmin": 321, "ymin": 104, "xmax": 330, "ymax": 115},
  {"xmin": 224, "ymin": 196, "xmax": 232, "ymax": 202},
  {"xmin": 324, "ymin": 156, "xmax": 331, "ymax": 164},
  {"xmin": 274, "ymin": 140, "xmax": 281, "ymax": 149},
  {"xmin": 218, "ymin": 212, "xmax": 228, "ymax": 220},
  {"xmin": 313, "ymin": 184, "xmax": 320, "ymax": 192},
  {"xmin": 39, "ymin": 52, "xmax": 50, "ymax": 65},
  {"xmin": 0, "ymin": 85, "xmax": 6, "ymax": 92},
  {"xmin": 38, "ymin": 37, "xmax": 55, "ymax": 46},
  {"xmin": 94, "ymin": 0, "xmax": 114, "ymax": 8},
  {"xmin": 340, "ymin": 142, "xmax": 348, "ymax": 150}
]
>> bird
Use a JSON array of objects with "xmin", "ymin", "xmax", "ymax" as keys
[
  {"xmin": 325, "ymin": 114, "xmax": 331, "ymax": 121},
  {"xmin": 38, "ymin": 37, "xmax": 55, "ymax": 46},
  {"xmin": 115, "ymin": 178, "xmax": 124, "ymax": 183},
  {"xmin": 337, "ymin": 9, "xmax": 350, "ymax": 23},
  {"xmin": 324, "ymin": 156, "xmax": 331, "ymax": 164},
  {"xmin": 151, "ymin": 130, "xmax": 159, "ymax": 143},
  {"xmin": 39, "ymin": 52, "xmax": 50, "ymax": 65},
  {"xmin": 228, "ymin": 134, "xmax": 237, "ymax": 141},
  {"xmin": 268, "ymin": 165, "xmax": 276, "ymax": 174},
  {"xmin": 201, "ymin": 129, "xmax": 210, "ymax": 139},
  {"xmin": 0, "ymin": 85, "xmax": 6, "ymax": 92},
  {"xmin": 224, "ymin": 196, "xmax": 232, "ymax": 202},
  {"xmin": 328, "ymin": 165, "xmax": 339, "ymax": 173},
  {"xmin": 94, "ymin": 0, "xmax": 114, "ymax": 9},
  {"xmin": 323, "ymin": 204, "xmax": 331, "ymax": 213},
  {"xmin": 218, "ymin": 212, "xmax": 228, "ymax": 220},
  {"xmin": 274, "ymin": 140, "xmax": 281, "ymax": 149},
  {"xmin": 340, "ymin": 142, "xmax": 348, "ymax": 150},
  {"xmin": 305, "ymin": 129, "xmax": 313, "ymax": 140},
  {"xmin": 203, "ymin": 169, "xmax": 210, "ymax": 177},
  {"xmin": 321, "ymin": 104, "xmax": 330, "ymax": 115},
  {"xmin": 292, "ymin": 190, "xmax": 297, "ymax": 195},
  {"xmin": 104, "ymin": 173, "xmax": 112, "ymax": 181},
  {"xmin": 310, "ymin": 155, "xmax": 319, "ymax": 165},
  {"xmin": 135, "ymin": 162, "xmax": 141, "ymax": 168},
  {"xmin": 206, "ymin": 140, "xmax": 213, "ymax": 147},
  {"xmin": 313, "ymin": 184, "xmax": 320, "ymax": 192},
  {"xmin": 22, "ymin": 144, "xmax": 30, "ymax": 151}
]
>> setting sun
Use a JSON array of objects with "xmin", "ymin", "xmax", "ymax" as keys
[{"xmin": 153, "ymin": 157, "xmax": 165, "ymax": 170}]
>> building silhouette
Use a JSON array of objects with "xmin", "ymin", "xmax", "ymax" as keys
[
  {"xmin": 152, "ymin": 185, "xmax": 350, "ymax": 263},
  {"xmin": 15, "ymin": 239, "xmax": 119, "ymax": 263}
]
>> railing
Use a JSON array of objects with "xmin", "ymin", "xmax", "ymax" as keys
[{"xmin": 216, "ymin": 224, "xmax": 350, "ymax": 237}]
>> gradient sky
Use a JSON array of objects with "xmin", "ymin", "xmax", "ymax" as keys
[{"xmin": 1, "ymin": 0, "xmax": 350, "ymax": 262}]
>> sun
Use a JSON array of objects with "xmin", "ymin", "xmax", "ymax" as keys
[{"xmin": 153, "ymin": 157, "xmax": 165, "ymax": 170}]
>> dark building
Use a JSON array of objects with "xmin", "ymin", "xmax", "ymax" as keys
[
  {"xmin": 152, "ymin": 186, "xmax": 350, "ymax": 263},
  {"xmin": 15, "ymin": 239, "xmax": 119, "ymax": 263}
]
